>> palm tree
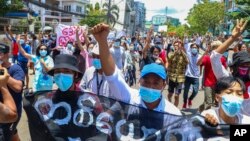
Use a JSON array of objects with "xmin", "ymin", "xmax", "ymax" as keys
[{"xmin": 102, "ymin": 2, "xmax": 119, "ymax": 27}]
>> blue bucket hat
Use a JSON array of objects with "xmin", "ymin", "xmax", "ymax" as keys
[{"xmin": 140, "ymin": 63, "xmax": 167, "ymax": 80}]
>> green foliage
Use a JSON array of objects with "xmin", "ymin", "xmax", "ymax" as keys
[
  {"xmin": 0, "ymin": 0, "xmax": 23, "ymax": 16},
  {"xmin": 186, "ymin": 0, "xmax": 224, "ymax": 34},
  {"xmin": 167, "ymin": 24, "xmax": 189, "ymax": 38},
  {"xmin": 102, "ymin": 3, "xmax": 119, "ymax": 27},
  {"xmin": 227, "ymin": 0, "xmax": 250, "ymax": 30},
  {"xmin": 79, "ymin": 3, "xmax": 106, "ymax": 27}
]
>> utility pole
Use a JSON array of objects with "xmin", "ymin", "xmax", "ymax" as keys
[{"xmin": 107, "ymin": 0, "xmax": 112, "ymax": 24}]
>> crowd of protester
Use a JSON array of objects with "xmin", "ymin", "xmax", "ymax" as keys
[{"xmin": 0, "ymin": 18, "xmax": 249, "ymax": 140}]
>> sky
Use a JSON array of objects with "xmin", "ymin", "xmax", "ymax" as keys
[{"xmin": 135, "ymin": 0, "xmax": 198, "ymax": 24}]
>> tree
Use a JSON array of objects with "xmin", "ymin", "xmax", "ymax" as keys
[
  {"xmin": 0, "ymin": 0, "xmax": 23, "ymax": 16},
  {"xmin": 102, "ymin": 2, "xmax": 119, "ymax": 27},
  {"xmin": 79, "ymin": 3, "xmax": 105, "ymax": 27},
  {"xmin": 167, "ymin": 24, "xmax": 189, "ymax": 38},
  {"xmin": 186, "ymin": 0, "xmax": 224, "ymax": 35},
  {"xmin": 227, "ymin": 0, "xmax": 250, "ymax": 31}
]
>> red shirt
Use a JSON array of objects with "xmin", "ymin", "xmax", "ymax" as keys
[
  {"xmin": 244, "ymin": 81, "xmax": 250, "ymax": 99},
  {"xmin": 12, "ymin": 42, "xmax": 19, "ymax": 55},
  {"xmin": 159, "ymin": 49, "xmax": 167, "ymax": 64},
  {"xmin": 201, "ymin": 55, "xmax": 227, "ymax": 87}
]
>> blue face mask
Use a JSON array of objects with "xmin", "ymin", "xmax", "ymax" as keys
[
  {"xmin": 92, "ymin": 58, "xmax": 102, "ymax": 69},
  {"xmin": 114, "ymin": 42, "xmax": 120, "ymax": 47},
  {"xmin": 19, "ymin": 39, "xmax": 25, "ymax": 45},
  {"xmin": 139, "ymin": 86, "xmax": 161, "ymax": 103},
  {"xmin": 39, "ymin": 50, "xmax": 47, "ymax": 57},
  {"xmin": 221, "ymin": 94, "xmax": 243, "ymax": 117},
  {"xmin": 191, "ymin": 48, "xmax": 198, "ymax": 55},
  {"xmin": 54, "ymin": 73, "xmax": 73, "ymax": 91}
]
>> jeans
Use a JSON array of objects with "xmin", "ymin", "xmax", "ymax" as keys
[
  {"xmin": 12, "ymin": 55, "xmax": 18, "ymax": 64},
  {"xmin": 183, "ymin": 76, "xmax": 199, "ymax": 103}
]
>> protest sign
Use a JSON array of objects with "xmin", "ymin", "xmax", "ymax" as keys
[{"xmin": 56, "ymin": 24, "xmax": 86, "ymax": 47}]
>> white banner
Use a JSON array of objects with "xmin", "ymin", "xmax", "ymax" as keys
[{"xmin": 56, "ymin": 24, "xmax": 87, "ymax": 47}]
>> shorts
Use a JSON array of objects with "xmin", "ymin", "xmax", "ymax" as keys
[
  {"xmin": 168, "ymin": 79, "xmax": 183, "ymax": 95},
  {"xmin": 18, "ymin": 61, "xmax": 28, "ymax": 74}
]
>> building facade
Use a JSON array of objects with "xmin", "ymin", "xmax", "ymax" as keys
[
  {"xmin": 28, "ymin": 0, "xmax": 89, "ymax": 27},
  {"xmin": 90, "ymin": 0, "xmax": 137, "ymax": 36},
  {"xmin": 151, "ymin": 15, "xmax": 180, "ymax": 32},
  {"xmin": 134, "ymin": 1, "xmax": 146, "ymax": 33}
]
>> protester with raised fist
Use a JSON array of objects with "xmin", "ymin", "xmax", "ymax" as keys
[{"xmin": 90, "ymin": 23, "xmax": 181, "ymax": 115}]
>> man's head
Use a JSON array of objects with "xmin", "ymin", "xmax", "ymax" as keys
[
  {"xmin": 211, "ymin": 40, "xmax": 222, "ymax": 51},
  {"xmin": 0, "ymin": 43, "xmax": 10, "ymax": 64},
  {"xmin": 139, "ymin": 63, "xmax": 167, "ymax": 104},
  {"xmin": 91, "ymin": 44, "xmax": 102, "ymax": 70},
  {"xmin": 190, "ymin": 43, "xmax": 199, "ymax": 55},
  {"xmin": 113, "ymin": 39, "xmax": 121, "ymax": 48},
  {"xmin": 48, "ymin": 54, "xmax": 83, "ymax": 91}
]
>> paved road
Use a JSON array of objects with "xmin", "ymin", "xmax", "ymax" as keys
[{"xmin": 18, "ymin": 65, "xmax": 205, "ymax": 141}]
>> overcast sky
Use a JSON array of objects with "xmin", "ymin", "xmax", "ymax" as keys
[{"xmin": 136, "ymin": 0, "xmax": 221, "ymax": 24}]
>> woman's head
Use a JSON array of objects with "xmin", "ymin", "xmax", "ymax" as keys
[
  {"xmin": 214, "ymin": 76, "xmax": 245, "ymax": 117},
  {"xmin": 150, "ymin": 46, "xmax": 161, "ymax": 57},
  {"xmin": 239, "ymin": 43, "xmax": 247, "ymax": 52},
  {"xmin": 36, "ymin": 44, "xmax": 50, "ymax": 57},
  {"xmin": 230, "ymin": 51, "xmax": 250, "ymax": 82}
]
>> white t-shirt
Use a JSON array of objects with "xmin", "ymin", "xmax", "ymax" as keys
[
  {"xmin": 104, "ymin": 67, "xmax": 182, "ymax": 115},
  {"xmin": 185, "ymin": 52, "xmax": 201, "ymax": 78},
  {"xmin": 201, "ymin": 108, "xmax": 250, "ymax": 124}
]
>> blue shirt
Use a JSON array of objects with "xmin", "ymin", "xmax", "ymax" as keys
[
  {"xmin": 18, "ymin": 44, "xmax": 31, "ymax": 62},
  {"xmin": 31, "ymin": 55, "xmax": 54, "ymax": 92},
  {"xmin": 7, "ymin": 64, "xmax": 25, "ymax": 110}
]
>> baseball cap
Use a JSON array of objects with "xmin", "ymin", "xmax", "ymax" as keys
[
  {"xmin": 229, "ymin": 51, "xmax": 250, "ymax": 67},
  {"xmin": 140, "ymin": 63, "xmax": 167, "ymax": 80},
  {"xmin": 0, "ymin": 43, "xmax": 10, "ymax": 53}
]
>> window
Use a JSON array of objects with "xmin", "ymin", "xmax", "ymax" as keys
[
  {"xmin": 76, "ymin": 6, "xmax": 82, "ymax": 13},
  {"xmin": 64, "ymin": 5, "xmax": 71, "ymax": 12}
]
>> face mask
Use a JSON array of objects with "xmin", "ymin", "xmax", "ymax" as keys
[
  {"xmin": 152, "ymin": 54, "xmax": 159, "ymax": 59},
  {"xmin": 139, "ymin": 86, "xmax": 161, "ymax": 103},
  {"xmin": 93, "ymin": 58, "xmax": 102, "ymax": 69},
  {"xmin": 221, "ymin": 94, "xmax": 243, "ymax": 117},
  {"xmin": 223, "ymin": 52, "xmax": 228, "ymax": 58},
  {"xmin": 19, "ymin": 39, "xmax": 25, "ymax": 45},
  {"xmin": 54, "ymin": 73, "xmax": 73, "ymax": 91},
  {"xmin": 114, "ymin": 42, "xmax": 120, "ymax": 47},
  {"xmin": 238, "ymin": 67, "xmax": 249, "ymax": 76},
  {"xmin": 0, "ymin": 60, "xmax": 3, "ymax": 65},
  {"xmin": 39, "ymin": 50, "xmax": 47, "ymax": 57},
  {"xmin": 191, "ymin": 48, "xmax": 198, "ymax": 55}
]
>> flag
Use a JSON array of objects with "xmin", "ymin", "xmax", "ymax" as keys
[{"xmin": 23, "ymin": 91, "xmax": 230, "ymax": 141}]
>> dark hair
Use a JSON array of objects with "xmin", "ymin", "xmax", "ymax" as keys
[
  {"xmin": 190, "ymin": 43, "xmax": 199, "ymax": 49},
  {"xmin": 36, "ymin": 44, "xmax": 50, "ymax": 57},
  {"xmin": 214, "ymin": 76, "xmax": 246, "ymax": 94},
  {"xmin": 150, "ymin": 46, "xmax": 161, "ymax": 54}
]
